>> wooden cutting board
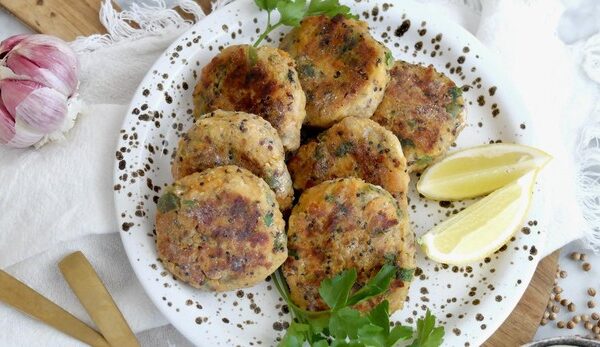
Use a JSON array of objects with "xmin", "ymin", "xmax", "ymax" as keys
[{"xmin": 0, "ymin": 0, "xmax": 559, "ymax": 345}]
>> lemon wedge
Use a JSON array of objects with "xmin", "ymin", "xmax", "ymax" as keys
[
  {"xmin": 417, "ymin": 143, "xmax": 551, "ymax": 200},
  {"xmin": 419, "ymin": 170, "xmax": 537, "ymax": 265}
]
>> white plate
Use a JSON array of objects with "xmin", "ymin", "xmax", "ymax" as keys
[{"xmin": 114, "ymin": 0, "xmax": 549, "ymax": 345}]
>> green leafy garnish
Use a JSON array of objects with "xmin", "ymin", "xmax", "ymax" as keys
[
  {"xmin": 273, "ymin": 264, "xmax": 445, "ymax": 346},
  {"xmin": 157, "ymin": 192, "xmax": 180, "ymax": 213},
  {"xmin": 253, "ymin": 0, "xmax": 356, "ymax": 47},
  {"xmin": 409, "ymin": 310, "xmax": 445, "ymax": 347}
]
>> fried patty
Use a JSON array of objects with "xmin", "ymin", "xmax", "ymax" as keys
[
  {"xmin": 283, "ymin": 178, "xmax": 415, "ymax": 313},
  {"xmin": 156, "ymin": 166, "xmax": 287, "ymax": 291},
  {"xmin": 287, "ymin": 117, "xmax": 409, "ymax": 205},
  {"xmin": 371, "ymin": 61, "xmax": 466, "ymax": 172},
  {"xmin": 280, "ymin": 15, "xmax": 391, "ymax": 128},
  {"xmin": 172, "ymin": 110, "xmax": 293, "ymax": 210},
  {"xmin": 193, "ymin": 44, "xmax": 306, "ymax": 151}
]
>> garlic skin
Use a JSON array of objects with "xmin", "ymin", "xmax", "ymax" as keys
[{"xmin": 0, "ymin": 34, "xmax": 80, "ymax": 148}]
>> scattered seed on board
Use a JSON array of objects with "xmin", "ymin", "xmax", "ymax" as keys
[
  {"xmin": 557, "ymin": 321, "xmax": 565, "ymax": 329},
  {"xmin": 555, "ymin": 294, "xmax": 562, "ymax": 302},
  {"xmin": 583, "ymin": 314, "xmax": 590, "ymax": 322},
  {"xmin": 553, "ymin": 286, "xmax": 563, "ymax": 294},
  {"xmin": 543, "ymin": 311, "xmax": 550, "ymax": 319},
  {"xmin": 552, "ymin": 305, "xmax": 560, "ymax": 313},
  {"xmin": 570, "ymin": 252, "xmax": 581, "ymax": 261},
  {"xmin": 594, "ymin": 326, "xmax": 600, "ymax": 334},
  {"xmin": 586, "ymin": 322, "xmax": 594, "ymax": 330},
  {"xmin": 540, "ymin": 318, "xmax": 548, "ymax": 326},
  {"xmin": 568, "ymin": 303, "xmax": 576, "ymax": 312},
  {"xmin": 567, "ymin": 321, "xmax": 575, "ymax": 329},
  {"xmin": 573, "ymin": 315, "xmax": 582, "ymax": 323},
  {"xmin": 592, "ymin": 312, "xmax": 600, "ymax": 320},
  {"xmin": 583, "ymin": 262, "xmax": 592, "ymax": 271},
  {"xmin": 560, "ymin": 270, "xmax": 568, "ymax": 278},
  {"xmin": 589, "ymin": 300, "xmax": 596, "ymax": 309},
  {"xmin": 549, "ymin": 312, "xmax": 557, "ymax": 320},
  {"xmin": 589, "ymin": 288, "xmax": 597, "ymax": 297},
  {"xmin": 581, "ymin": 253, "xmax": 588, "ymax": 261}
]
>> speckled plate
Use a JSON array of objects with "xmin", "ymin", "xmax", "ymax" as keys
[{"xmin": 114, "ymin": 0, "xmax": 550, "ymax": 345}]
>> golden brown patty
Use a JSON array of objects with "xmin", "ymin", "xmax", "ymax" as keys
[
  {"xmin": 287, "ymin": 116, "xmax": 410, "ymax": 205},
  {"xmin": 280, "ymin": 15, "xmax": 391, "ymax": 128},
  {"xmin": 156, "ymin": 166, "xmax": 287, "ymax": 291},
  {"xmin": 371, "ymin": 61, "xmax": 466, "ymax": 172},
  {"xmin": 283, "ymin": 178, "xmax": 415, "ymax": 313},
  {"xmin": 172, "ymin": 110, "xmax": 293, "ymax": 210},
  {"xmin": 193, "ymin": 44, "xmax": 306, "ymax": 151}
]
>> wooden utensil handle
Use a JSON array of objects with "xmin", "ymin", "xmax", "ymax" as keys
[
  {"xmin": 59, "ymin": 251, "xmax": 140, "ymax": 347},
  {"xmin": 0, "ymin": 270, "xmax": 110, "ymax": 347}
]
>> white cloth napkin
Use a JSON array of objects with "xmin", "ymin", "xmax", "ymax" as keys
[{"xmin": 1, "ymin": 0, "xmax": 599, "ymax": 346}]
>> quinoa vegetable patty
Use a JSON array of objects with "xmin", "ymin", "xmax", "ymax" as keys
[
  {"xmin": 372, "ymin": 61, "xmax": 466, "ymax": 172},
  {"xmin": 193, "ymin": 44, "xmax": 306, "ymax": 151},
  {"xmin": 283, "ymin": 178, "xmax": 415, "ymax": 313},
  {"xmin": 172, "ymin": 110, "xmax": 293, "ymax": 210},
  {"xmin": 156, "ymin": 166, "xmax": 287, "ymax": 291},
  {"xmin": 280, "ymin": 15, "xmax": 391, "ymax": 128}
]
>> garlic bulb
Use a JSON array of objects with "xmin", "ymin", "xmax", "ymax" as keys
[{"xmin": 0, "ymin": 34, "xmax": 80, "ymax": 148}]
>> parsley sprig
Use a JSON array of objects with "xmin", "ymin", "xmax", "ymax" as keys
[
  {"xmin": 272, "ymin": 265, "xmax": 445, "ymax": 346},
  {"xmin": 253, "ymin": 0, "xmax": 356, "ymax": 47}
]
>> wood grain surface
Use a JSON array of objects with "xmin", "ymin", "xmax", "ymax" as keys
[
  {"xmin": 484, "ymin": 251, "xmax": 559, "ymax": 346},
  {"xmin": 0, "ymin": 1, "xmax": 559, "ymax": 345}
]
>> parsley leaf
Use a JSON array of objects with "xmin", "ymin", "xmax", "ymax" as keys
[
  {"xmin": 329, "ymin": 307, "xmax": 368, "ymax": 339},
  {"xmin": 255, "ymin": 0, "xmax": 279, "ymax": 11},
  {"xmin": 319, "ymin": 268, "xmax": 357, "ymax": 310},
  {"xmin": 346, "ymin": 263, "xmax": 396, "ymax": 306},
  {"xmin": 274, "ymin": 264, "xmax": 444, "ymax": 347},
  {"xmin": 253, "ymin": 0, "xmax": 356, "ymax": 46},
  {"xmin": 306, "ymin": 0, "xmax": 354, "ymax": 18},
  {"xmin": 408, "ymin": 310, "xmax": 445, "ymax": 347}
]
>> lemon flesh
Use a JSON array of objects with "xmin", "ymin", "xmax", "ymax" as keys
[
  {"xmin": 417, "ymin": 143, "xmax": 551, "ymax": 200},
  {"xmin": 420, "ymin": 170, "xmax": 536, "ymax": 265}
]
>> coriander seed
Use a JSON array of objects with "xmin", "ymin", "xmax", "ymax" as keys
[
  {"xmin": 553, "ymin": 286, "xmax": 563, "ymax": 294},
  {"xmin": 567, "ymin": 321, "xmax": 575, "ymax": 329},
  {"xmin": 589, "ymin": 288, "xmax": 597, "ymax": 297},
  {"xmin": 540, "ymin": 318, "xmax": 548, "ymax": 326},
  {"xmin": 586, "ymin": 322, "xmax": 594, "ymax": 330},
  {"xmin": 592, "ymin": 312, "xmax": 599, "ymax": 320},
  {"xmin": 583, "ymin": 262, "xmax": 592, "ymax": 271},
  {"xmin": 589, "ymin": 300, "xmax": 596, "ymax": 309},
  {"xmin": 583, "ymin": 314, "xmax": 590, "ymax": 322},
  {"xmin": 594, "ymin": 326, "xmax": 600, "ymax": 334},
  {"xmin": 555, "ymin": 293, "xmax": 562, "ymax": 302},
  {"xmin": 557, "ymin": 321, "xmax": 565, "ymax": 328},
  {"xmin": 560, "ymin": 270, "xmax": 568, "ymax": 278},
  {"xmin": 581, "ymin": 253, "xmax": 588, "ymax": 261},
  {"xmin": 552, "ymin": 305, "xmax": 560, "ymax": 313},
  {"xmin": 571, "ymin": 252, "xmax": 581, "ymax": 261},
  {"xmin": 568, "ymin": 303, "xmax": 576, "ymax": 312},
  {"xmin": 560, "ymin": 298, "xmax": 569, "ymax": 306},
  {"xmin": 543, "ymin": 311, "xmax": 549, "ymax": 319},
  {"xmin": 574, "ymin": 315, "xmax": 582, "ymax": 323},
  {"xmin": 549, "ymin": 312, "xmax": 557, "ymax": 320}
]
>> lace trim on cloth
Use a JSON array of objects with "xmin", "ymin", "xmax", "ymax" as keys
[{"xmin": 70, "ymin": 0, "xmax": 233, "ymax": 53}]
